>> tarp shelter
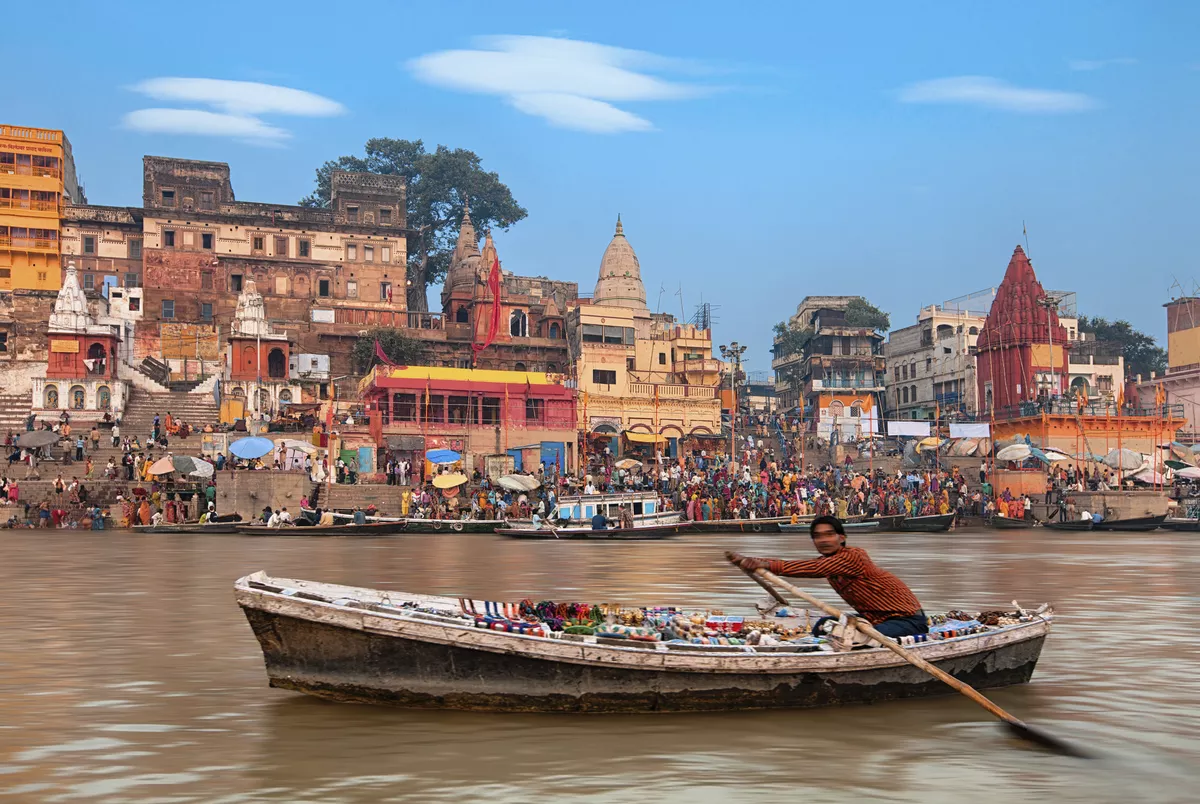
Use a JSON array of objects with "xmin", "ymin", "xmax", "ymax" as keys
[
  {"xmin": 624, "ymin": 431, "xmax": 666, "ymax": 444},
  {"xmin": 949, "ymin": 423, "xmax": 991, "ymax": 439},
  {"xmin": 888, "ymin": 421, "xmax": 931, "ymax": 438}
]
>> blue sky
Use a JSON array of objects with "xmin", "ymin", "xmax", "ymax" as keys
[{"xmin": 11, "ymin": 1, "xmax": 1198, "ymax": 375}]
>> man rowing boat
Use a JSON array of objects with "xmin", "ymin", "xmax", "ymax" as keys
[{"xmin": 729, "ymin": 515, "xmax": 929, "ymax": 639}]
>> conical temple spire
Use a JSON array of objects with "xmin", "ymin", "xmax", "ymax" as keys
[
  {"xmin": 455, "ymin": 198, "xmax": 478, "ymax": 256},
  {"xmin": 615, "ymin": 213, "xmax": 623, "ymax": 237},
  {"xmin": 593, "ymin": 215, "xmax": 647, "ymax": 310}
]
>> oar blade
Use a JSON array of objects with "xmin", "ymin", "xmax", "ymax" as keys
[{"xmin": 1004, "ymin": 720, "xmax": 1092, "ymax": 759}]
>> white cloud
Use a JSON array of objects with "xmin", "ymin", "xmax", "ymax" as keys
[
  {"xmin": 1068, "ymin": 57, "xmax": 1137, "ymax": 71},
  {"xmin": 124, "ymin": 78, "xmax": 344, "ymax": 144},
  {"xmin": 123, "ymin": 109, "xmax": 290, "ymax": 142},
  {"xmin": 898, "ymin": 76, "xmax": 1097, "ymax": 113},
  {"xmin": 408, "ymin": 35, "xmax": 709, "ymax": 133}
]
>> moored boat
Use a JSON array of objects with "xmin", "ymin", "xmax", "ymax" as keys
[
  {"xmin": 236, "ymin": 571, "xmax": 1053, "ymax": 713},
  {"xmin": 551, "ymin": 490, "xmax": 679, "ymax": 527},
  {"xmin": 1043, "ymin": 519, "xmax": 1094, "ymax": 532},
  {"xmin": 899, "ymin": 513, "xmax": 956, "ymax": 532},
  {"xmin": 236, "ymin": 520, "xmax": 410, "ymax": 537},
  {"xmin": 780, "ymin": 520, "xmax": 879, "ymax": 533},
  {"xmin": 989, "ymin": 515, "xmax": 1030, "ymax": 530},
  {"xmin": 1092, "ymin": 514, "xmax": 1167, "ymax": 532},
  {"xmin": 1161, "ymin": 517, "xmax": 1200, "ymax": 532},
  {"xmin": 687, "ymin": 517, "xmax": 794, "ymax": 533},
  {"xmin": 133, "ymin": 522, "xmax": 239, "ymax": 534},
  {"xmin": 494, "ymin": 521, "xmax": 685, "ymax": 540},
  {"xmin": 402, "ymin": 518, "xmax": 507, "ymax": 534}
]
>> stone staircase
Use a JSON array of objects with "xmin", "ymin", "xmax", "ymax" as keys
[
  {"xmin": 64, "ymin": 388, "xmax": 220, "ymax": 471},
  {"xmin": 0, "ymin": 393, "xmax": 32, "ymax": 438},
  {"xmin": 311, "ymin": 481, "xmax": 406, "ymax": 516}
]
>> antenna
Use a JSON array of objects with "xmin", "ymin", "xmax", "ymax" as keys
[
  {"xmin": 656, "ymin": 283, "xmax": 666, "ymax": 313},
  {"xmin": 1022, "ymin": 220, "xmax": 1031, "ymax": 255},
  {"xmin": 676, "ymin": 284, "xmax": 685, "ymax": 320}
]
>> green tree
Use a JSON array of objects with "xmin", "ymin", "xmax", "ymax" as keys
[
  {"xmin": 772, "ymin": 320, "xmax": 813, "ymax": 358},
  {"xmin": 1076, "ymin": 316, "xmax": 1167, "ymax": 379},
  {"xmin": 351, "ymin": 328, "xmax": 428, "ymax": 375},
  {"xmin": 844, "ymin": 297, "xmax": 890, "ymax": 332},
  {"xmin": 301, "ymin": 138, "xmax": 528, "ymax": 312}
]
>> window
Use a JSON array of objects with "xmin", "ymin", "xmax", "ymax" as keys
[
  {"xmin": 901, "ymin": 387, "xmax": 909, "ymax": 404},
  {"xmin": 274, "ymin": 236, "xmax": 288, "ymax": 257},
  {"xmin": 525, "ymin": 398, "xmax": 545, "ymax": 423},
  {"xmin": 593, "ymin": 369, "xmax": 617, "ymax": 385},
  {"xmin": 659, "ymin": 353, "xmax": 667, "ymax": 365},
  {"xmin": 346, "ymin": 205, "xmax": 359, "ymax": 222},
  {"xmin": 230, "ymin": 274, "xmax": 243, "ymax": 292},
  {"xmin": 346, "ymin": 280, "xmax": 357, "ymax": 298},
  {"xmin": 626, "ymin": 357, "xmax": 635, "ymax": 371},
  {"xmin": 0, "ymin": 331, "xmax": 7, "ymax": 352},
  {"xmin": 83, "ymin": 274, "xmax": 94, "ymax": 290},
  {"xmin": 379, "ymin": 208, "xmax": 392, "ymax": 224},
  {"xmin": 481, "ymin": 397, "xmax": 501, "ymax": 425},
  {"xmin": 347, "ymin": 244, "xmax": 357, "ymax": 261},
  {"xmin": 37, "ymin": 271, "xmax": 47, "ymax": 282},
  {"xmin": 162, "ymin": 299, "xmax": 175, "ymax": 319},
  {"xmin": 910, "ymin": 385, "xmax": 917, "ymax": 401},
  {"xmin": 128, "ymin": 295, "xmax": 140, "ymax": 312},
  {"xmin": 128, "ymin": 239, "xmax": 142, "ymax": 259},
  {"xmin": 582, "ymin": 324, "xmax": 603, "ymax": 343},
  {"xmin": 201, "ymin": 303, "xmax": 212, "ymax": 321},
  {"xmin": 420, "ymin": 393, "xmax": 445, "ymax": 423},
  {"xmin": 926, "ymin": 357, "xmax": 932, "ymax": 372},
  {"xmin": 199, "ymin": 191, "xmax": 215, "ymax": 210},
  {"xmin": 319, "ymin": 278, "xmax": 331, "ymax": 297},
  {"xmin": 394, "ymin": 393, "xmax": 417, "ymax": 422},
  {"xmin": 201, "ymin": 272, "xmax": 213, "ymax": 290},
  {"xmin": 298, "ymin": 239, "xmax": 310, "ymax": 258},
  {"xmin": 364, "ymin": 246, "xmax": 374, "ymax": 263},
  {"xmin": 83, "ymin": 235, "xmax": 96, "ymax": 254},
  {"xmin": 381, "ymin": 246, "xmax": 391, "ymax": 263},
  {"xmin": 448, "ymin": 395, "xmax": 470, "ymax": 424},
  {"xmin": 968, "ymin": 326, "xmax": 979, "ymax": 335},
  {"xmin": 161, "ymin": 189, "xmax": 175, "ymax": 207},
  {"xmin": 252, "ymin": 235, "xmax": 264, "ymax": 251},
  {"xmin": 163, "ymin": 230, "xmax": 175, "ymax": 247},
  {"xmin": 380, "ymin": 281, "xmax": 391, "ymax": 301},
  {"xmin": 510, "ymin": 310, "xmax": 528, "ymax": 337},
  {"xmin": 201, "ymin": 232, "xmax": 213, "ymax": 249}
]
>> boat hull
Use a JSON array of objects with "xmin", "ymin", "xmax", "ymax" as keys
[
  {"xmin": 1093, "ymin": 515, "xmax": 1167, "ymax": 532},
  {"xmin": 494, "ymin": 522, "xmax": 682, "ymax": 540},
  {"xmin": 402, "ymin": 519, "xmax": 505, "ymax": 534},
  {"xmin": 242, "ymin": 607, "xmax": 1045, "ymax": 713},
  {"xmin": 899, "ymin": 514, "xmax": 956, "ymax": 532},
  {"xmin": 1162, "ymin": 517, "xmax": 1200, "ymax": 532},
  {"xmin": 687, "ymin": 518, "xmax": 790, "ymax": 533},
  {"xmin": 1044, "ymin": 520, "xmax": 1094, "ymax": 532},
  {"xmin": 236, "ymin": 521, "xmax": 409, "ymax": 536},
  {"xmin": 989, "ymin": 516, "xmax": 1030, "ymax": 529},
  {"xmin": 237, "ymin": 573, "xmax": 1050, "ymax": 714},
  {"xmin": 132, "ymin": 522, "xmax": 239, "ymax": 534}
]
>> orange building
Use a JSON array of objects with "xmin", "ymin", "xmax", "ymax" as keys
[{"xmin": 0, "ymin": 125, "xmax": 83, "ymax": 292}]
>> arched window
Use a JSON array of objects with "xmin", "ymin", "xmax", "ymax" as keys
[
  {"xmin": 909, "ymin": 361, "xmax": 916, "ymax": 377},
  {"xmin": 910, "ymin": 385, "xmax": 917, "ymax": 401},
  {"xmin": 509, "ymin": 309, "xmax": 528, "ymax": 337},
  {"xmin": 547, "ymin": 363, "xmax": 558, "ymax": 373},
  {"xmin": 232, "ymin": 387, "xmax": 246, "ymax": 398},
  {"xmin": 70, "ymin": 385, "xmax": 86, "ymax": 410},
  {"xmin": 968, "ymin": 326, "xmax": 979, "ymax": 335},
  {"xmin": 850, "ymin": 403, "xmax": 862, "ymax": 418},
  {"xmin": 267, "ymin": 348, "xmax": 286, "ymax": 379},
  {"xmin": 901, "ymin": 387, "xmax": 909, "ymax": 404},
  {"xmin": 44, "ymin": 384, "xmax": 59, "ymax": 409},
  {"xmin": 97, "ymin": 386, "xmax": 111, "ymax": 410},
  {"xmin": 828, "ymin": 400, "xmax": 844, "ymax": 419},
  {"xmin": 514, "ymin": 362, "xmax": 527, "ymax": 372},
  {"xmin": 456, "ymin": 306, "xmax": 469, "ymax": 323},
  {"xmin": 278, "ymin": 388, "xmax": 293, "ymax": 404},
  {"xmin": 257, "ymin": 388, "xmax": 271, "ymax": 412},
  {"xmin": 548, "ymin": 321, "xmax": 561, "ymax": 339}
]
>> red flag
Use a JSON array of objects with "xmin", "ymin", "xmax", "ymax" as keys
[
  {"xmin": 375, "ymin": 339, "xmax": 399, "ymax": 367},
  {"xmin": 472, "ymin": 256, "xmax": 502, "ymax": 354}
]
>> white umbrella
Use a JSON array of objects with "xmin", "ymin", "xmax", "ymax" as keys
[
  {"xmin": 1132, "ymin": 469, "xmax": 1167, "ymax": 484},
  {"xmin": 498, "ymin": 473, "xmax": 541, "ymax": 492},
  {"xmin": 281, "ymin": 438, "xmax": 317, "ymax": 454},
  {"xmin": 188, "ymin": 459, "xmax": 215, "ymax": 478},
  {"xmin": 1176, "ymin": 466, "xmax": 1200, "ymax": 480},
  {"xmin": 1041, "ymin": 448, "xmax": 1071, "ymax": 462},
  {"xmin": 995, "ymin": 444, "xmax": 1033, "ymax": 462},
  {"xmin": 1103, "ymin": 448, "xmax": 1143, "ymax": 471}
]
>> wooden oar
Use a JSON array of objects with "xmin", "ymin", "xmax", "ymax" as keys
[{"xmin": 727, "ymin": 555, "xmax": 1088, "ymax": 758}]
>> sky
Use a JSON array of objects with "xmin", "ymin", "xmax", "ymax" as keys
[{"xmin": 10, "ymin": 1, "xmax": 1199, "ymax": 378}]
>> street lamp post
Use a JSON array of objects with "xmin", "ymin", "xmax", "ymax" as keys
[{"xmin": 720, "ymin": 342, "xmax": 747, "ymax": 468}]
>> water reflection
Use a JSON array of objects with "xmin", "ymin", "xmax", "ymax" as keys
[{"xmin": 0, "ymin": 528, "xmax": 1197, "ymax": 801}]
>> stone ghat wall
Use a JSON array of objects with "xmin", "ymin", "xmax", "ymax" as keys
[
  {"xmin": 217, "ymin": 470, "xmax": 310, "ymax": 520},
  {"xmin": 1068, "ymin": 490, "xmax": 1170, "ymax": 520}
]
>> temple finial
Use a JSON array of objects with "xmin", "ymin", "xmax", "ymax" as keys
[{"xmin": 615, "ymin": 213, "xmax": 623, "ymax": 236}]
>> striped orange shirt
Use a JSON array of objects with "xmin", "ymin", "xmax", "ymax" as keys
[{"xmin": 761, "ymin": 546, "xmax": 922, "ymax": 624}]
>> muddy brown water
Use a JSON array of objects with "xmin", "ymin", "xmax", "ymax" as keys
[{"xmin": 1, "ymin": 527, "xmax": 1197, "ymax": 802}]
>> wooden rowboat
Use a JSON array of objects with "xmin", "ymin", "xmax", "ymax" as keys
[
  {"xmin": 132, "ymin": 522, "xmax": 239, "ymax": 534},
  {"xmin": 401, "ymin": 518, "xmax": 507, "ymax": 534},
  {"xmin": 236, "ymin": 521, "xmax": 410, "ymax": 537},
  {"xmin": 780, "ymin": 520, "xmax": 879, "ymax": 534},
  {"xmin": 989, "ymin": 515, "xmax": 1030, "ymax": 530},
  {"xmin": 1092, "ymin": 514, "xmax": 1167, "ymax": 532},
  {"xmin": 236, "ymin": 571, "xmax": 1053, "ymax": 713},
  {"xmin": 687, "ymin": 517, "xmax": 794, "ymax": 533},
  {"xmin": 899, "ymin": 513, "xmax": 956, "ymax": 532},
  {"xmin": 1161, "ymin": 517, "xmax": 1200, "ymax": 532},
  {"xmin": 1043, "ymin": 519, "xmax": 1094, "ymax": 532},
  {"xmin": 494, "ymin": 521, "xmax": 684, "ymax": 540}
]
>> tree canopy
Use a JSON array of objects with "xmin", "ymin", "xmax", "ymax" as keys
[
  {"xmin": 1076, "ymin": 316, "xmax": 1167, "ymax": 379},
  {"xmin": 844, "ymin": 297, "xmax": 890, "ymax": 332},
  {"xmin": 301, "ymin": 138, "xmax": 527, "ymax": 312},
  {"xmin": 772, "ymin": 320, "xmax": 813, "ymax": 359},
  {"xmin": 350, "ymin": 328, "xmax": 428, "ymax": 375}
]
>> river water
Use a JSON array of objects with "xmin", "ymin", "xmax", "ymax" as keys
[{"xmin": 1, "ymin": 527, "xmax": 1197, "ymax": 802}]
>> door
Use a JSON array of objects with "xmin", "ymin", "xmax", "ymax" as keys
[
  {"xmin": 506, "ymin": 448, "xmax": 522, "ymax": 470},
  {"xmin": 357, "ymin": 447, "xmax": 374, "ymax": 475}
]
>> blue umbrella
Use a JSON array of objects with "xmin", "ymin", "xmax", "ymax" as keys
[
  {"xmin": 229, "ymin": 436, "xmax": 274, "ymax": 460},
  {"xmin": 426, "ymin": 449, "xmax": 462, "ymax": 465}
]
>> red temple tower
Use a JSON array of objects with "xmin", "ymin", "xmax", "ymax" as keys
[{"xmin": 975, "ymin": 246, "xmax": 1069, "ymax": 413}]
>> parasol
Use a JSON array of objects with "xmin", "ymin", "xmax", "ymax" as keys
[
  {"xmin": 148, "ymin": 456, "xmax": 176, "ymax": 475},
  {"xmin": 615, "ymin": 458, "xmax": 642, "ymax": 470},
  {"xmin": 1175, "ymin": 466, "xmax": 1200, "ymax": 480},
  {"xmin": 498, "ymin": 474, "xmax": 540, "ymax": 492},
  {"xmin": 1102, "ymin": 448, "xmax": 1143, "ymax": 471},
  {"xmin": 188, "ymin": 459, "xmax": 215, "ymax": 478},
  {"xmin": 1040, "ymin": 448, "xmax": 1071, "ymax": 462},
  {"xmin": 432, "ymin": 472, "xmax": 468, "ymax": 489},
  {"xmin": 995, "ymin": 444, "xmax": 1033, "ymax": 462},
  {"xmin": 1131, "ymin": 469, "xmax": 1167, "ymax": 485},
  {"xmin": 229, "ymin": 436, "xmax": 274, "ymax": 460},
  {"xmin": 1165, "ymin": 459, "xmax": 1191, "ymax": 471},
  {"xmin": 16, "ymin": 430, "xmax": 59, "ymax": 448},
  {"xmin": 426, "ymin": 449, "xmax": 462, "ymax": 465},
  {"xmin": 281, "ymin": 438, "xmax": 317, "ymax": 455}
]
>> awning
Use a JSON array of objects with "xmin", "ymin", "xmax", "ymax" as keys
[
  {"xmin": 386, "ymin": 435, "xmax": 426, "ymax": 451},
  {"xmin": 624, "ymin": 431, "xmax": 666, "ymax": 444},
  {"xmin": 281, "ymin": 401, "xmax": 322, "ymax": 411}
]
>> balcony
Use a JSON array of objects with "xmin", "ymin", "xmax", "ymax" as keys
[
  {"xmin": 673, "ymin": 358, "xmax": 721, "ymax": 375},
  {"xmin": 0, "ymin": 163, "xmax": 61, "ymax": 180},
  {"xmin": 0, "ymin": 196, "xmax": 59, "ymax": 213},
  {"xmin": 629, "ymin": 382, "xmax": 717, "ymax": 399},
  {"xmin": 1, "ymin": 235, "xmax": 58, "ymax": 252}
]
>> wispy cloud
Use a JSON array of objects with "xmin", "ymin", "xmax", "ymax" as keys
[
  {"xmin": 123, "ymin": 78, "xmax": 345, "ymax": 144},
  {"xmin": 408, "ymin": 35, "xmax": 711, "ymax": 133},
  {"xmin": 1068, "ymin": 57, "xmax": 1137, "ymax": 71},
  {"xmin": 898, "ymin": 76, "xmax": 1097, "ymax": 113}
]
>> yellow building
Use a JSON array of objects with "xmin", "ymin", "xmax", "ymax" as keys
[
  {"xmin": 0, "ymin": 125, "xmax": 82, "ymax": 292},
  {"xmin": 570, "ymin": 218, "xmax": 724, "ymax": 460}
]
